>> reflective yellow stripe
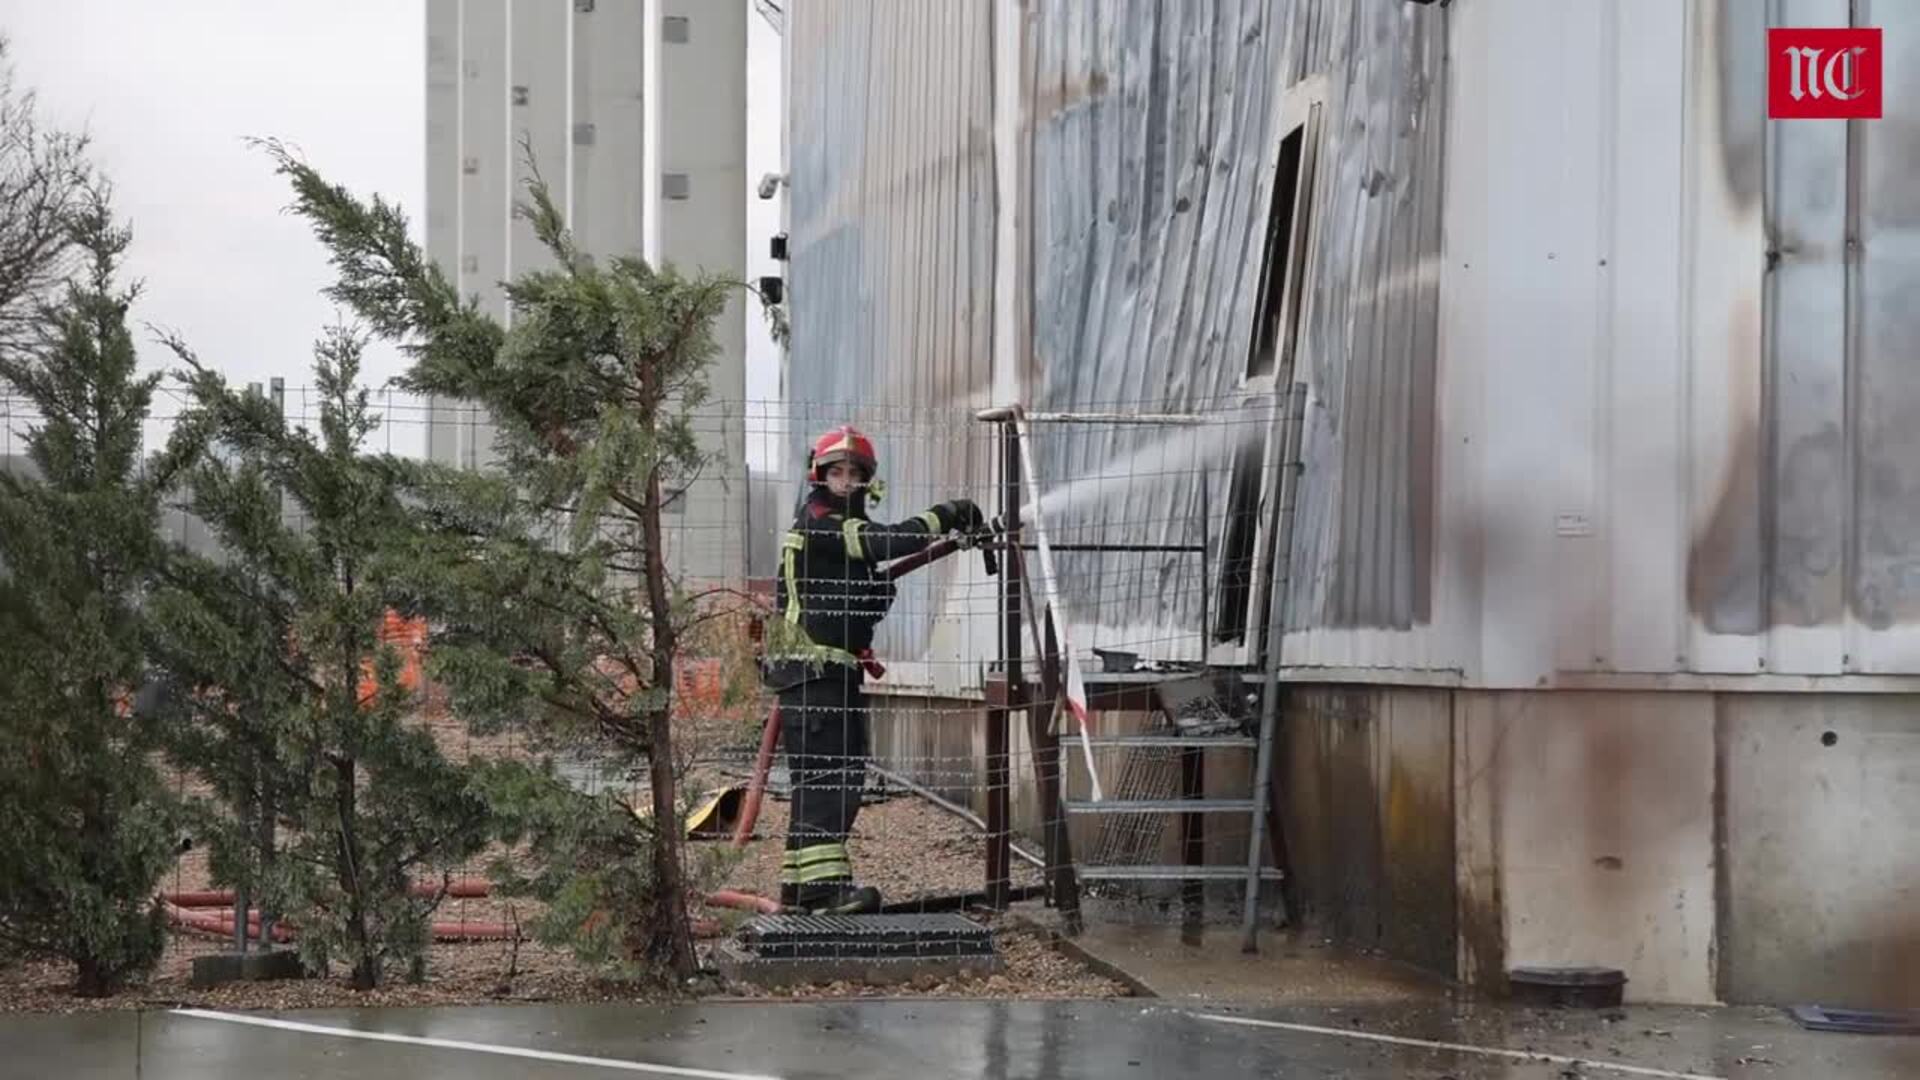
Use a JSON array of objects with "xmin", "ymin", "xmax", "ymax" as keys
[
  {"xmin": 783, "ymin": 843, "xmax": 850, "ymax": 868},
  {"xmin": 780, "ymin": 843, "xmax": 853, "ymax": 884},
  {"xmin": 842, "ymin": 517, "xmax": 868, "ymax": 561},
  {"xmin": 782, "ymin": 849, "xmax": 848, "ymax": 867},
  {"xmin": 781, "ymin": 531, "xmax": 804, "ymax": 625},
  {"xmin": 769, "ymin": 531, "xmax": 863, "ymax": 670},
  {"xmin": 762, "ymin": 619, "xmax": 861, "ymax": 669},
  {"xmin": 916, "ymin": 510, "xmax": 943, "ymax": 534},
  {"xmin": 790, "ymin": 859, "xmax": 852, "ymax": 884}
]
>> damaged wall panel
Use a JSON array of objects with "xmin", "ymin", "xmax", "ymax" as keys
[{"xmin": 1023, "ymin": 0, "xmax": 1446, "ymax": 661}]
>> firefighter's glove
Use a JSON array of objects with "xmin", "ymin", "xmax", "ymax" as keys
[{"xmin": 934, "ymin": 498, "xmax": 986, "ymax": 533}]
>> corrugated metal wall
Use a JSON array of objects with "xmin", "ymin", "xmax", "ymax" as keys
[
  {"xmin": 784, "ymin": 0, "xmax": 1449, "ymax": 678},
  {"xmin": 1278, "ymin": 2, "xmax": 1445, "ymax": 634},
  {"xmin": 784, "ymin": 1, "xmax": 998, "ymax": 689},
  {"xmin": 786, "ymin": 0, "xmax": 1920, "ymax": 687},
  {"xmin": 785, "ymin": 0, "xmax": 995, "ymax": 419},
  {"xmin": 1023, "ymin": 0, "xmax": 1445, "ymax": 661},
  {"xmin": 1024, "ymin": 0, "xmax": 1294, "ymax": 660},
  {"xmin": 1288, "ymin": 0, "xmax": 1920, "ymax": 683}
]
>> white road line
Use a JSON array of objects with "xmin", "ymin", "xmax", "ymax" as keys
[
  {"xmin": 170, "ymin": 1008, "xmax": 783, "ymax": 1080},
  {"xmin": 1193, "ymin": 1012, "xmax": 1727, "ymax": 1080}
]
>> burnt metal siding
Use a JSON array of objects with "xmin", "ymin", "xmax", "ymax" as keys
[
  {"xmin": 1025, "ymin": 0, "xmax": 1286, "ymax": 654},
  {"xmin": 1282, "ymin": 0, "xmax": 1920, "ymax": 682},
  {"xmin": 1854, "ymin": 8, "xmax": 1920, "ymax": 637},
  {"xmin": 784, "ymin": 1, "xmax": 996, "ymax": 680},
  {"xmin": 1024, "ymin": 0, "xmax": 1446, "ymax": 644},
  {"xmin": 780, "ymin": 0, "xmax": 1449, "ymax": 668},
  {"xmin": 1635, "ymin": 0, "xmax": 1920, "ymax": 672},
  {"xmin": 1284, "ymin": 1, "xmax": 1445, "ymax": 632}
]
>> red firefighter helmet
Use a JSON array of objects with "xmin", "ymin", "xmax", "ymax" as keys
[{"xmin": 808, "ymin": 425, "xmax": 878, "ymax": 483}]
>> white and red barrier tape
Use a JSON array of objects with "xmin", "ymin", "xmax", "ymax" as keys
[{"xmin": 1010, "ymin": 409, "xmax": 1104, "ymax": 803}]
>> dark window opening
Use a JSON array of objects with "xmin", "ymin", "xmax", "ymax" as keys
[
  {"xmin": 1212, "ymin": 440, "xmax": 1264, "ymax": 644},
  {"xmin": 1218, "ymin": 111, "xmax": 1315, "ymax": 645},
  {"xmin": 1246, "ymin": 126, "xmax": 1307, "ymax": 380}
]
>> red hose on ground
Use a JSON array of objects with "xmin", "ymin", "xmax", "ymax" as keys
[
  {"xmin": 706, "ymin": 889, "xmax": 783, "ymax": 915},
  {"xmin": 164, "ymin": 881, "xmax": 491, "ymax": 908},
  {"xmin": 163, "ymin": 890, "xmax": 247, "ymax": 908},
  {"xmin": 730, "ymin": 704, "xmax": 782, "ymax": 848},
  {"xmin": 163, "ymin": 896, "xmax": 518, "ymax": 943},
  {"xmin": 428, "ymin": 921, "xmax": 517, "ymax": 941},
  {"xmin": 166, "ymin": 829, "xmax": 782, "ymax": 947}
]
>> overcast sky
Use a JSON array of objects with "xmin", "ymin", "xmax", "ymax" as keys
[{"xmin": 0, "ymin": 1, "xmax": 782, "ymax": 457}]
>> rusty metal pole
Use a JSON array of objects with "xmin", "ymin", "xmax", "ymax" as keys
[{"xmin": 986, "ymin": 419, "xmax": 1019, "ymax": 910}]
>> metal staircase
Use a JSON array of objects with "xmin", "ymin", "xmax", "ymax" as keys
[
  {"xmin": 976, "ymin": 386, "xmax": 1305, "ymax": 948},
  {"xmin": 1063, "ymin": 672, "xmax": 1288, "ymax": 902}
]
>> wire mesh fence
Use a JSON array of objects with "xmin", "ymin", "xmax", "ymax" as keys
[{"xmin": 2, "ymin": 381, "xmax": 1291, "ymax": 987}]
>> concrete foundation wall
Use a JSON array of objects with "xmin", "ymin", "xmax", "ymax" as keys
[
  {"xmin": 1285, "ymin": 684, "xmax": 1920, "ymax": 1007},
  {"xmin": 1719, "ymin": 694, "xmax": 1920, "ymax": 1008},
  {"xmin": 866, "ymin": 683, "xmax": 1920, "ymax": 1008},
  {"xmin": 1456, "ymin": 690, "xmax": 1717, "ymax": 1004}
]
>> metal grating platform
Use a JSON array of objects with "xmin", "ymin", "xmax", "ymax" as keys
[{"xmin": 738, "ymin": 913, "xmax": 996, "ymax": 961}]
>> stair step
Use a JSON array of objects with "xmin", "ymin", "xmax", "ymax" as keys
[
  {"xmin": 1077, "ymin": 865, "xmax": 1287, "ymax": 882},
  {"xmin": 1080, "ymin": 735, "xmax": 1257, "ymax": 749},
  {"xmin": 1065, "ymin": 798, "xmax": 1255, "ymax": 814}
]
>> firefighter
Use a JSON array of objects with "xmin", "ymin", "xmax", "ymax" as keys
[{"xmin": 763, "ymin": 425, "xmax": 984, "ymax": 914}]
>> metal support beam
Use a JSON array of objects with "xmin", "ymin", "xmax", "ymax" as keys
[
  {"xmin": 1242, "ymin": 382, "xmax": 1308, "ymax": 953},
  {"xmin": 985, "ymin": 419, "xmax": 1020, "ymax": 911}
]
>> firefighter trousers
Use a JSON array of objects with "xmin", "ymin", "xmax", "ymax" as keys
[{"xmin": 777, "ymin": 666, "xmax": 869, "ymax": 886}]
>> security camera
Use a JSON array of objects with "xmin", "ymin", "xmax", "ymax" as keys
[{"xmin": 757, "ymin": 172, "xmax": 787, "ymax": 200}]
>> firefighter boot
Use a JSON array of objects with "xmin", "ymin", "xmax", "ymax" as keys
[{"xmin": 794, "ymin": 879, "xmax": 882, "ymax": 915}]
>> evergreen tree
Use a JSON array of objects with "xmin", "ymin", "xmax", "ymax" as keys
[
  {"xmin": 156, "ymin": 327, "xmax": 490, "ymax": 990},
  {"xmin": 269, "ymin": 143, "xmax": 747, "ymax": 980},
  {"xmin": 0, "ymin": 194, "xmax": 182, "ymax": 997},
  {"xmin": 141, "ymin": 403, "xmax": 308, "ymax": 955}
]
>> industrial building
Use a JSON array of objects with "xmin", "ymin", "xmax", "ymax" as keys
[
  {"xmin": 777, "ymin": 0, "xmax": 1920, "ymax": 1008},
  {"xmin": 424, "ymin": 0, "xmax": 750, "ymax": 582}
]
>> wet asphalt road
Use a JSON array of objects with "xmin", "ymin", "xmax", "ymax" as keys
[{"xmin": 1, "ymin": 998, "xmax": 1915, "ymax": 1079}]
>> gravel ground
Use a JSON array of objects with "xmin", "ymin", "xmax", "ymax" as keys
[
  {"xmin": 725, "ymin": 919, "xmax": 1128, "ymax": 1001},
  {"xmin": 723, "ymin": 792, "xmax": 1047, "ymax": 904},
  {"xmin": 1, "ymin": 779, "xmax": 1118, "ymax": 1013},
  {"xmin": 3, "ymin": 688, "xmax": 1118, "ymax": 1011}
]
